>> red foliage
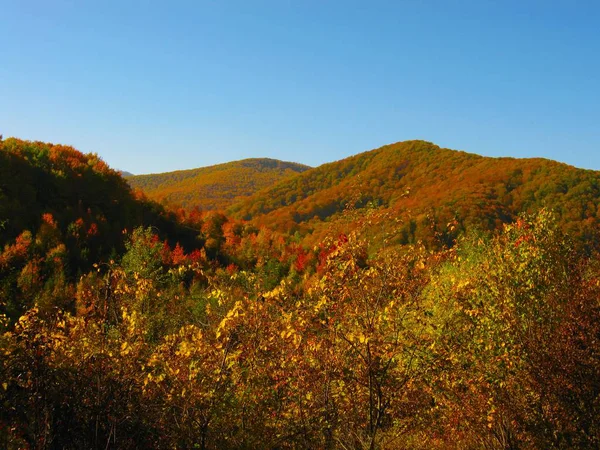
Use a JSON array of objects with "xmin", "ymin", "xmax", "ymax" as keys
[
  {"xmin": 171, "ymin": 243, "xmax": 187, "ymax": 266},
  {"xmin": 42, "ymin": 213, "xmax": 57, "ymax": 228},
  {"xmin": 87, "ymin": 223, "xmax": 98, "ymax": 237},
  {"xmin": 188, "ymin": 249, "xmax": 205, "ymax": 263},
  {"xmin": 293, "ymin": 247, "xmax": 309, "ymax": 272},
  {"xmin": 0, "ymin": 231, "xmax": 32, "ymax": 268}
]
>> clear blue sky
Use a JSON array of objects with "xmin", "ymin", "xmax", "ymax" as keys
[{"xmin": 1, "ymin": 0, "xmax": 599, "ymax": 174}]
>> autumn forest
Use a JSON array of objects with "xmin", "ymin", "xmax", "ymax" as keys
[{"xmin": 1, "ymin": 137, "xmax": 599, "ymax": 449}]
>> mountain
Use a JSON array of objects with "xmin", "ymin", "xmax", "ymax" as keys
[
  {"xmin": 2, "ymin": 137, "xmax": 600, "ymax": 449},
  {"xmin": 228, "ymin": 140, "xmax": 600, "ymax": 247},
  {"xmin": 127, "ymin": 158, "xmax": 310, "ymax": 211},
  {"xmin": 119, "ymin": 170, "xmax": 135, "ymax": 177}
]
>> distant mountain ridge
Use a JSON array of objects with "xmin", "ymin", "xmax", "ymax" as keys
[
  {"xmin": 127, "ymin": 158, "xmax": 310, "ymax": 211},
  {"xmin": 123, "ymin": 140, "xmax": 600, "ymax": 248}
]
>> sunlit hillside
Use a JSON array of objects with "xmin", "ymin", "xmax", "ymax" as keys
[
  {"xmin": 127, "ymin": 158, "xmax": 310, "ymax": 211},
  {"xmin": 229, "ymin": 140, "xmax": 600, "ymax": 248}
]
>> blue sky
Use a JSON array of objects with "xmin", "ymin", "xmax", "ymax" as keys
[{"xmin": 1, "ymin": 0, "xmax": 599, "ymax": 174}]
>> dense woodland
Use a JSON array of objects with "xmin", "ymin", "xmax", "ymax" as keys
[
  {"xmin": 131, "ymin": 141, "xmax": 600, "ymax": 251},
  {"xmin": 228, "ymin": 141, "xmax": 600, "ymax": 249},
  {"xmin": 1, "ymin": 138, "xmax": 599, "ymax": 449},
  {"xmin": 127, "ymin": 159, "xmax": 310, "ymax": 211}
]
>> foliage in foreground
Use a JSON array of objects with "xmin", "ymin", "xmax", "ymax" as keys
[{"xmin": 1, "ymin": 211, "xmax": 599, "ymax": 449}]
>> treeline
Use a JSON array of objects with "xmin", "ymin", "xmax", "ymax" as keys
[{"xmin": 1, "ymin": 209, "xmax": 599, "ymax": 449}]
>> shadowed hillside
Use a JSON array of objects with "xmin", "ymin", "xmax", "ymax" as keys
[{"xmin": 0, "ymin": 137, "xmax": 205, "ymax": 319}]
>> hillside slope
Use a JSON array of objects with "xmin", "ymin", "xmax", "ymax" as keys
[
  {"xmin": 229, "ymin": 140, "xmax": 600, "ymax": 246},
  {"xmin": 127, "ymin": 158, "xmax": 310, "ymax": 211},
  {"xmin": 0, "ymin": 137, "xmax": 201, "ymax": 268}
]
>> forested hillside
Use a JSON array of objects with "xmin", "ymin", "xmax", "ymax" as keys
[
  {"xmin": 229, "ymin": 140, "xmax": 600, "ymax": 248},
  {"xmin": 127, "ymin": 158, "xmax": 310, "ymax": 211},
  {"xmin": 0, "ymin": 138, "xmax": 205, "ymax": 321},
  {"xmin": 1, "ymin": 137, "xmax": 599, "ymax": 449}
]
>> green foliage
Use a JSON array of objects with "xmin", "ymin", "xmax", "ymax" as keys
[
  {"xmin": 121, "ymin": 227, "xmax": 164, "ymax": 280},
  {"xmin": 423, "ymin": 210, "xmax": 600, "ymax": 448}
]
